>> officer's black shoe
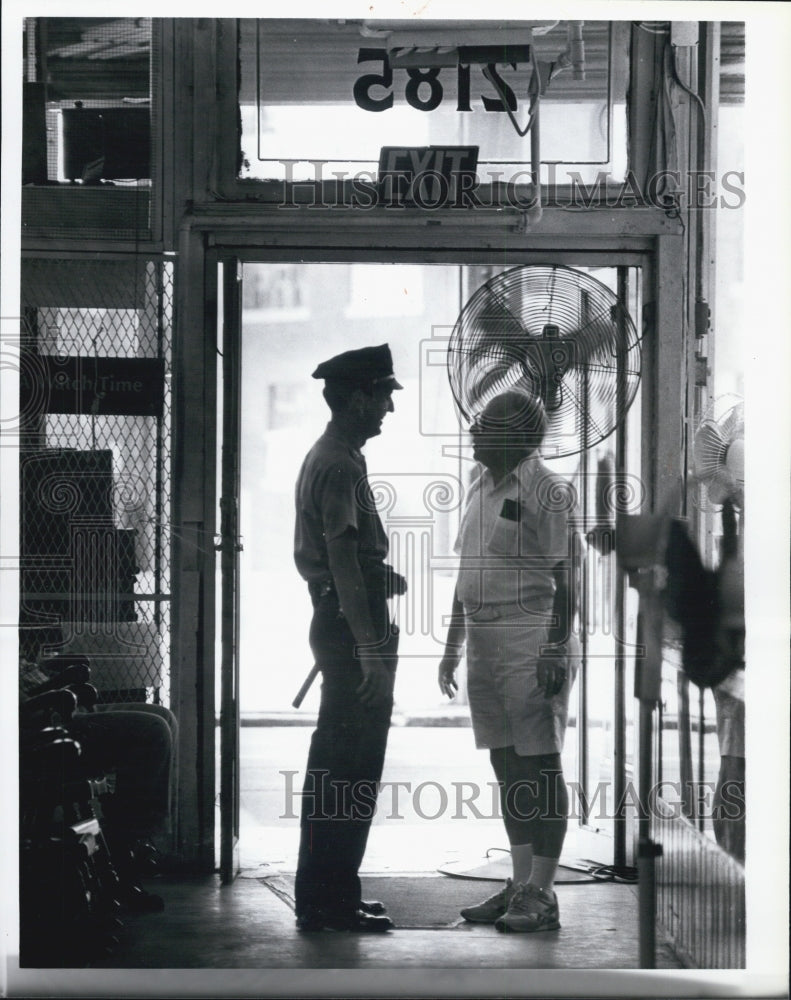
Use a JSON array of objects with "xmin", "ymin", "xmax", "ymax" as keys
[
  {"xmin": 329, "ymin": 910, "xmax": 394, "ymax": 932},
  {"xmin": 296, "ymin": 907, "xmax": 393, "ymax": 932},
  {"xmin": 295, "ymin": 907, "xmax": 326, "ymax": 932},
  {"xmin": 359, "ymin": 899, "xmax": 387, "ymax": 915}
]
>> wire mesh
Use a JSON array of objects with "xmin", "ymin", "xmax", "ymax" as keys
[
  {"xmin": 651, "ymin": 680, "xmax": 746, "ymax": 969},
  {"xmin": 20, "ymin": 257, "xmax": 173, "ymax": 706},
  {"xmin": 653, "ymin": 799, "xmax": 745, "ymax": 968}
]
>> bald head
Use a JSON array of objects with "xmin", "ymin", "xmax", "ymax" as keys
[
  {"xmin": 470, "ymin": 390, "xmax": 548, "ymax": 473},
  {"xmin": 479, "ymin": 391, "xmax": 547, "ymax": 441}
]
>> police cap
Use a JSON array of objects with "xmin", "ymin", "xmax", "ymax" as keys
[{"xmin": 311, "ymin": 343, "xmax": 403, "ymax": 390}]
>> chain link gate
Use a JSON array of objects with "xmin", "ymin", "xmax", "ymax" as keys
[{"xmin": 20, "ymin": 256, "xmax": 173, "ymax": 706}]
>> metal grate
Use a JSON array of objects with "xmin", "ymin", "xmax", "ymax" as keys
[
  {"xmin": 20, "ymin": 257, "xmax": 173, "ymax": 706},
  {"xmin": 651, "ymin": 656, "xmax": 746, "ymax": 968},
  {"xmin": 653, "ymin": 801, "xmax": 746, "ymax": 968}
]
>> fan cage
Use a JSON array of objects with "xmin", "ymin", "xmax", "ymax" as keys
[
  {"xmin": 448, "ymin": 264, "xmax": 641, "ymax": 459},
  {"xmin": 692, "ymin": 397, "xmax": 744, "ymax": 509}
]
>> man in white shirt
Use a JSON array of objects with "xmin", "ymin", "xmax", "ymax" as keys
[{"xmin": 438, "ymin": 389, "xmax": 577, "ymax": 933}]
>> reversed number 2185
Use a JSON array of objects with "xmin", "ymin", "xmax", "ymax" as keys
[{"xmin": 353, "ymin": 48, "xmax": 520, "ymax": 113}]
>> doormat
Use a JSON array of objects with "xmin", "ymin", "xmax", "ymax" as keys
[
  {"xmin": 437, "ymin": 849, "xmax": 607, "ymax": 883},
  {"xmin": 256, "ymin": 863, "xmax": 607, "ymax": 929},
  {"xmin": 257, "ymin": 874, "xmax": 484, "ymax": 928}
]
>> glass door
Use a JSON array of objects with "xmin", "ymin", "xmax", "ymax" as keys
[
  {"xmin": 230, "ymin": 259, "xmax": 644, "ymax": 873},
  {"xmin": 573, "ymin": 266, "xmax": 642, "ymax": 867}
]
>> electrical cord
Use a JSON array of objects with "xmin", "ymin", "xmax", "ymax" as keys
[
  {"xmin": 671, "ymin": 45, "xmax": 707, "ymax": 127},
  {"xmin": 480, "ymin": 848, "xmax": 639, "ymax": 884},
  {"xmin": 635, "ymin": 22, "xmax": 670, "ymax": 36},
  {"xmin": 579, "ymin": 861, "xmax": 640, "ymax": 883}
]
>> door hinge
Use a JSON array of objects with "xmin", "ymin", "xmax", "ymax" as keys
[
  {"xmin": 694, "ymin": 352, "xmax": 710, "ymax": 387},
  {"xmin": 695, "ymin": 298, "xmax": 710, "ymax": 339}
]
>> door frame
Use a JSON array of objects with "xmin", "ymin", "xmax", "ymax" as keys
[
  {"xmin": 218, "ymin": 257, "xmax": 243, "ymax": 883},
  {"xmin": 171, "ymin": 218, "xmax": 686, "ymax": 873}
]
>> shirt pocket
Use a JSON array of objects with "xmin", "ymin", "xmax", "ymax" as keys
[{"xmin": 487, "ymin": 516, "xmax": 520, "ymax": 555}]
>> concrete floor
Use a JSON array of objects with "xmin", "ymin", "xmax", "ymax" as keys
[
  {"xmin": 8, "ymin": 726, "xmax": 726, "ymax": 998},
  {"xmin": 9, "ymin": 867, "xmax": 694, "ymax": 999},
  {"xmin": 94, "ymin": 870, "xmax": 682, "ymax": 971}
]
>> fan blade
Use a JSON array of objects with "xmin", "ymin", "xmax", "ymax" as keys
[
  {"xmin": 693, "ymin": 421, "xmax": 727, "ymax": 480},
  {"xmin": 466, "ymin": 361, "xmax": 528, "ymax": 410},
  {"xmin": 524, "ymin": 296, "xmax": 616, "ymax": 359},
  {"xmin": 705, "ymin": 468, "xmax": 735, "ymax": 505},
  {"xmin": 469, "ymin": 288, "xmax": 529, "ymax": 338},
  {"xmin": 719, "ymin": 404, "xmax": 744, "ymax": 443}
]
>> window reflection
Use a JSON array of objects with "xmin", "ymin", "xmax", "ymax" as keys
[{"xmin": 23, "ymin": 18, "xmax": 152, "ymax": 187}]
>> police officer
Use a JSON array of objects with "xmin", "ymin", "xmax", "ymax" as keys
[{"xmin": 293, "ymin": 344, "xmax": 405, "ymax": 932}]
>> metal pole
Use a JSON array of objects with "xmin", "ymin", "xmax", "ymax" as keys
[
  {"xmin": 154, "ymin": 259, "xmax": 165, "ymax": 632},
  {"xmin": 613, "ymin": 267, "xmax": 629, "ymax": 867},
  {"xmin": 638, "ymin": 699, "xmax": 661, "ymax": 968},
  {"xmin": 634, "ymin": 572, "xmax": 664, "ymax": 969},
  {"xmin": 578, "ymin": 292, "xmax": 590, "ymax": 824}
]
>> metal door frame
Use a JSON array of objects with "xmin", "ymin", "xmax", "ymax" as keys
[
  {"xmin": 204, "ymin": 244, "xmax": 678, "ymax": 880},
  {"xmin": 172, "ymin": 217, "xmax": 685, "ymax": 876},
  {"xmin": 218, "ymin": 257, "xmax": 242, "ymax": 883}
]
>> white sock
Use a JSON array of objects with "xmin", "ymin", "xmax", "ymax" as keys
[
  {"xmin": 510, "ymin": 843, "xmax": 533, "ymax": 885},
  {"xmin": 527, "ymin": 855, "xmax": 559, "ymax": 893}
]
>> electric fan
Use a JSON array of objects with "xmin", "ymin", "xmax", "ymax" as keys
[
  {"xmin": 691, "ymin": 394, "xmax": 744, "ymax": 509},
  {"xmin": 447, "ymin": 265, "xmax": 642, "ymax": 458}
]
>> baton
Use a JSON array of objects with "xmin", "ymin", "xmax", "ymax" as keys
[{"xmin": 292, "ymin": 664, "xmax": 321, "ymax": 708}]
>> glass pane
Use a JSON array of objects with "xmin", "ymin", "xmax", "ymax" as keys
[
  {"xmin": 23, "ymin": 17, "xmax": 152, "ymax": 186},
  {"xmin": 239, "ymin": 263, "xmax": 464, "ymax": 717},
  {"xmin": 239, "ymin": 19, "xmax": 627, "ymax": 184}
]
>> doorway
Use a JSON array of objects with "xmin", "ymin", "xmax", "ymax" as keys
[{"xmin": 219, "ymin": 259, "xmax": 642, "ymax": 877}]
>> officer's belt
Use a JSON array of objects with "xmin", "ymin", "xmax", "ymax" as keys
[
  {"xmin": 463, "ymin": 601, "xmax": 526, "ymax": 622},
  {"xmin": 308, "ymin": 570, "xmax": 387, "ymax": 604}
]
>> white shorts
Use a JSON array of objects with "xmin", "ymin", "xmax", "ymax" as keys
[{"xmin": 464, "ymin": 605, "xmax": 579, "ymax": 757}]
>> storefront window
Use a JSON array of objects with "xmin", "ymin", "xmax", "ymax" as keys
[{"xmin": 238, "ymin": 19, "xmax": 627, "ymax": 186}]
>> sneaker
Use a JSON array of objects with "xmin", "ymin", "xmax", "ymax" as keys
[
  {"xmin": 460, "ymin": 878, "xmax": 516, "ymax": 923},
  {"xmin": 494, "ymin": 883, "xmax": 560, "ymax": 933}
]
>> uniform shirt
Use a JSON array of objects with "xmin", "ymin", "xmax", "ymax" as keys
[
  {"xmin": 454, "ymin": 455, "xmax": 569, "ymax": 609},
  {"xmin": 294, "ymin": 422, "xmax": 388, "ymax": 583}
]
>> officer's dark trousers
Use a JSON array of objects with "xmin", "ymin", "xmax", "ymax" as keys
[{"xmin": 295, "ymin": 590, "xmax": 398, "ymax": 920}]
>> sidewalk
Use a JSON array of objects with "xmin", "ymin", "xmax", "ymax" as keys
[{"xmin": 239, "ymin": 705, "xmax": 477, "ymax": 727}]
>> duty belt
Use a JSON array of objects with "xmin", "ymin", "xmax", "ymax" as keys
[
  {"xmin": 463, "ymin": 601, "xmax": 526, "ymax": 622},
  {"xmin": 308, "ymin": 569, "xmax": 389, "ymax": 604}
]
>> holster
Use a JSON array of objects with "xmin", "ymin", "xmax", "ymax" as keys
[{"xmin": 308, "ymin": 563, "xmax": 401, "ymax": 607}]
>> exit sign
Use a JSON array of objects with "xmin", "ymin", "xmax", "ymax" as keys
[{"xmin": 377, "ymin": 145, "xmax": 479, "ymax": 207}]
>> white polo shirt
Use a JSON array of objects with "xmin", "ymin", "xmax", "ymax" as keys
[{"xmin": 454, "ymin": 455, "xmax": 570, "ymax": 610}]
